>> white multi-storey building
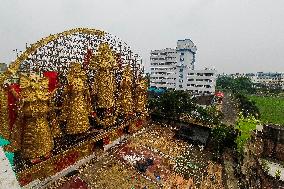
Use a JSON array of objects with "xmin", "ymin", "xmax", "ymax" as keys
[
  {"xmin": 186, "ymin": 69, "xmax": 217, "ymax": 94},
  {"xmin": 150, "ymin": 39, "xmax": 217, "ymax": 94}
]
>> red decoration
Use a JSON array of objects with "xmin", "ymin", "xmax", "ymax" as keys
[
  {"xmin": 8, "ymin": 84, "xmax": 20, "ymax": 131},
  {"xmin": 43, "ymin": 71, "xmax": 58, "ymax": 92},
  {"xmin": 103, "ymin": 137, "xmax": 110, "ymax": 145},
  {"xmin": 54, "ymin": 151, "xmax": 79, "ymax": 172}
]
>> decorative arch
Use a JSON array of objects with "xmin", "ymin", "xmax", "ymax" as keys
[{"xmin": 0, "ymin": 28, "xmax": 142, "ymax": 84}]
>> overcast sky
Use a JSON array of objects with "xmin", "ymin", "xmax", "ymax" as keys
[{"xmin": 1, "ymin": 0, "xmax": 284, "ymax": 73}]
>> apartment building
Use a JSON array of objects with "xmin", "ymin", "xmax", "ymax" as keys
[
  {"xmin": 150, "ymin": 39, "xmax": 217, "ymax": 94},
  {"xmin": 253, "ymin": 72, "xmax": 284, "ymax": 89}
]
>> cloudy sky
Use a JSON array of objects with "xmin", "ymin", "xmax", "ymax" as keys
[{"xmin": 0, "ymin": 0, "xmax": 284, "ymax": 73}]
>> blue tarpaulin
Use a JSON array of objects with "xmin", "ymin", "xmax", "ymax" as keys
[{"xmin": 148, "ymin": 87, "xmax": 165, "ymax": 94}]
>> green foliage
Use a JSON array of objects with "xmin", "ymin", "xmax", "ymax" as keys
[
  {"xmin": 195, "ymin": 106, "xmax": 223, "ymax": 126},
  {"xmin": 275, "ymin": 169, "xmax": 281, "ymax": 179},
  {"xmin": 216, "ymin": 76, "xmax": 235, "ymax": 91},
  {"xmin": 149, "ymin": 90, "xmax": 196, "ymax": 120},
  {"xmin": 248, "ymin": 95, "xmax": 284, "ymax": 125},
  {"xmin": 149, "ymin": 91, "xmax": 223, "ymax": 126},
  {"xmin": 235, "ymin": 114, "xmax": 259, "ymax": 154},
  {"xmin": 234, "ymin": 93, "xmax": 260, "ymax": 119},
  {"xmin": 211, "ymin": 124, "xmax": 237, "ymax": 157},
  {"xmin": 216, "ymin": 76, "xmax": 255, "ymax": 94}
]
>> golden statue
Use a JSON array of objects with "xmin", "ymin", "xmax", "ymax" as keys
[
  {"xmin": 0, "ymin": 84, "xmax": 9, "ymax": 140},
  {"xmin": 135, "ymin": 77, "xmax": 148, "ymax": 114},
  {"xmin": 0, "ymin": 64, "xmax": 20, "ymax": 140},
  {"xmin": 90, "ymin": 43, "xmax": 118, "ymax": 128},
  {"xmin": 90, "ymin": 43, "xmax": 117, "ymax": 109},
  {"xmin": 118, "ymin": 65, "xmax": 133, "ymax": 115},
  {"xmin": 7, "ymin": 74, "xmax": 58, "ymax": 160},
  {"xmin": 61, "ymin": 63, "xmax": 92, "ymax": 135}
]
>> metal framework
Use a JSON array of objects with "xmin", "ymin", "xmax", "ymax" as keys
[{"xmin": 17, "ymin": 28, "xmax": 143, "ymax": 81}]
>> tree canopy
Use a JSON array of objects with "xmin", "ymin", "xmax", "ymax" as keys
[
  {"xmin": 216, "ymin": 76, "xmax": 255, "ymax": 94},
  {"xmin": 149, "ymin": 90, "xmax": 197, "ymax": 120}
]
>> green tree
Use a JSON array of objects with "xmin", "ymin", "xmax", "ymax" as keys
[
  {"xmin": 211, "ymin": 124, "xmax": 237, "ymax": 160},
  {"xmin": 216, "ymin": 76, "xmax": 254, "ymax": 94},
  {"xmin": 233, "ymin": 77, "xmax": 255, "ymax": 94},
  {"xmin": 216, "ymin": 75, "xmax": 235, "ymax": 91},
  {"xmin": 149, "ymin": 90, "xmax": 196, "ymax": 120},
  {"xmin": 234, "ymin": 93, "xmax": 260, "ymax": 119},
  {"xmin": 194, "ymin": 105, "xmax": 223, "ymax": 126}
]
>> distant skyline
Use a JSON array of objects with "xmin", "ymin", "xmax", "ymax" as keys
[{"xmin": 0, "ymin": 0, "xmax": 284, "ymax": 74}]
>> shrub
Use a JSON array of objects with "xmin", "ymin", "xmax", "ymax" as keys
[{"xmin": 235, "ymin": 114, "xmax": 259, "ymax": 154}]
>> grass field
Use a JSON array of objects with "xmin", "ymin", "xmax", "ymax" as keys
[{"xmin": 249, "ymin": 95, "xmax": 284, "ymax": 125}]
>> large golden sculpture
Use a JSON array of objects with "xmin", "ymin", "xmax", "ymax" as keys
[
  {"xmin": 90, "ymin": 43, "xmax": 119, "ymax": 128},
  {"xmin": 118, "ymin": 65, "xmax": 134, "ymax": 116},
  {"xmin": 90, "ymin": 43, "xmax": 118, "ymax": 109},
  {"xmin": 62, "ymin": 63, "xmax": 92, "ymax": 135},
  {"xmin": 7, "ymin": 75, "xmax": 57, "ymax": 160},
  {"xmin": 0, "ymin": 84, "xmax": 9, "ymax": 140}
]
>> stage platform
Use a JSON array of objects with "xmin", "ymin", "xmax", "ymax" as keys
[{"xmin": 16, "ymin": 118, "xmax": 146, "ymax": 187}]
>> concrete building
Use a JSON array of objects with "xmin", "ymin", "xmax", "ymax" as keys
[
  {"xmin": 222, "ymin": 72, "xmax": 284, "ymax": 90},
  {"xmin": 186, "ymin": 69, "xmax": 217, "ymax": 94},
  {"xmin": 150, "ymin": 39, "xmax": 217, "ymax": 94},
  {"xmin": 253, "ymin": 72, "xmax": 284, "ymax": 89}
]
